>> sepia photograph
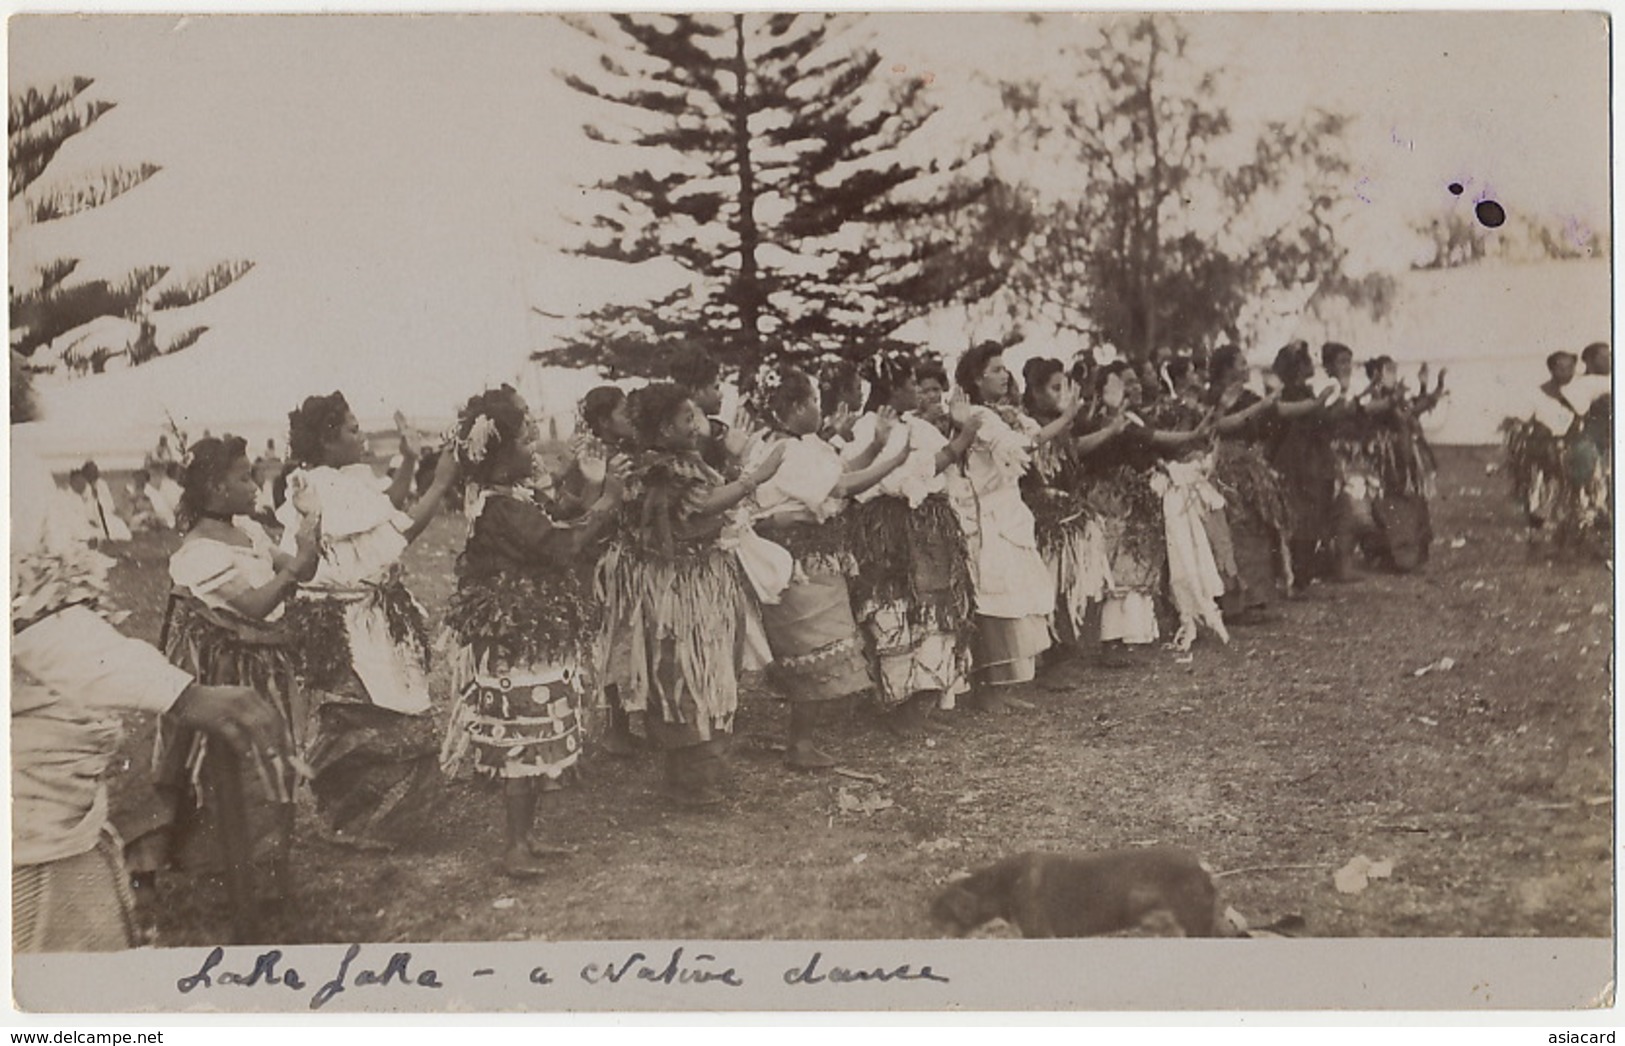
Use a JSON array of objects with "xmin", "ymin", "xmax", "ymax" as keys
[{"xmin": 7, "ymin": 8, "xmax": 1614, "ymax": 1015}]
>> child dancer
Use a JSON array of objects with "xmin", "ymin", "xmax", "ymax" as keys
[
  {"xmin": 440, "ymin": 387, "xmax": 626, "ymax": 878},
  {"xmin": 277, "ymin": 393, "xmax": 459, "ymax": 848},
  {"xmin": 598, "ymin": 383, "xmax": 786, "ymax": 806},
  {"xmin": 743, "ymin": 362, "xmax": 908, "ymax": 767}
]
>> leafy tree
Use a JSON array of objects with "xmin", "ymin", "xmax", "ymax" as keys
[
  {"xmin": 541, "ymin": 13, "xmax": 996, "ymax": 376},
  {"xmin": 9, "ymin": 76, "xmax": 253, "ymax": 376},
  {"xmin": 1414, "ymin": 209, "xmax": 1610, "ymax": 270},
  {"xmin": 997, "ymin": 15, "xmax": 1387, "ymax": 359}
]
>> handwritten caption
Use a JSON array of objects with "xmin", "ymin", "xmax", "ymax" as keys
[{"xmin": 176, "ymin": 945, "xmax": 950, "ymax": 1010}]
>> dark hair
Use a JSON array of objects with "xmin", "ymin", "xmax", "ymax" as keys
[
  {"xmin": 664, "ymin": 343, "xmax": 721, "ymax": 391},
  {"xmin": 177, "ymin": 435, "xmax": 248, "ymax": 532},
  {"xmin": 1273, "ymin": 342, "xmax": 1314, "ymax": 385},
  {"xmin": 1209, "ymin": 345, "xmax": 1243, "ymax": 384},
  {"xmin": 955, "ymin": 341, "xmax": 1006, "ymax": 404},
  {"xmin": 1021, "ymin": 356, "xmax": 1064, "ymax": 415},
  {"xmin": 1546, "ymin": 351, "xmax": 1578, "ymax": 374},
  {"xmin": 1164, "ymin": 357, "xmax": 1192, "ymax": 389},
  {"xmin": 81, "ymin": 460, "xmax": 100, "ymax": 481},
  {"xmin": 747, "ymin": 364, "xmax": 817, "ymax": 432},
  {"xmin": 580, "ymin": 385, "xmax": 626, "ymax": 441},
  {"xmin": 1363, "ymin": 355, "xmax": 1395, "ymax": 382},
  {"xmin": 453, "ymin": 385, "xmax": 530, "ymax": 487},
  {"xmin": 287, "ymin": 392, "xmax": 351, "ymax": 467},
  {"xmin": 915, "ymin": 358, "xmax": 949, "ymax": 389},
  {"xmin": 1067, "ymin": 357, "xmax": 1091, "ymax": 390},
  {"xmin": 816, "ymin": 358, "xmax": 860, "ymax": 417},
  {"xmin": 1581, "ymin": 341, "xmax": 1609, "ymax": 369},
  {"xmin": 860, "ymin": 350, "xmax": 917, "ymax": 412},
  {"xmin": 626, "ymin": 382, "xmax": 694, "ymax": 449},
  {"xmin": 1093, "ymin": 359, "xmax": 1134, "ymax": 397},
  {"xmin": 1321, "ymin": 342, "xmax": 1353, "ymax": 369}
]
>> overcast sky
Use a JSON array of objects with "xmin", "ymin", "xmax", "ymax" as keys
[{"xmin": 9, "ymin": 11, "xmax": 1611, "ymax": 452}]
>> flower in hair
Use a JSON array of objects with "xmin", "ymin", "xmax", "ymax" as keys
[{"xmin": 463, "ymin": 414, "xmax": 500, "ymax": 464}]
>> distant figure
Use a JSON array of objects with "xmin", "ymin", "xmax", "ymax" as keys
[
  {"xmin": 145, "ymin": 434, "xmax": 179, "ymax": 478},
  {"xmin": 73, "ymin": 461, "xmax": 132, "ymax": 544},
  {"xmin": 252, "ymin": 438, "xmax": 285, "ymax": 516},
  {"xmin": 125, "ymin": 469, "xmax": 166, "ymax": 532}
]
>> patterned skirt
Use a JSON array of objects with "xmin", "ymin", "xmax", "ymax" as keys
[
  {"xmin": 14, "ymin": 834, "xmax": 137, "ymax": 954},
  {"xmin": 442, "ymin": 652, "xmax": 583, "ymax": 781},
  {"xmin": 760, "ymin": 565, "xmax": 873, "ymax": 704}
]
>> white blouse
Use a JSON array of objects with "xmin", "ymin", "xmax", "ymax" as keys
[
  {"xmin": 276, "ymin": 464, "xmax": 412, "ymax": 590},
  {"xmin": 170, "ymin": 519, "xmax": 284, "ymax": 621},
  {"xmin": 841, "ymin": 413, "xmax": 944, "ymax": 508},
  {"xmin": 746, "ymin": 433, "xmax": 846, "ymax": 524}
]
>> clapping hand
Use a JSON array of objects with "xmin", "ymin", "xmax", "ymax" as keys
[
  {"xmin": 871, "ymin": 406, "xmax": 899, "ymax": 445},
  {"xmin": 826, "ymin": 403, "xmax": 858, "ymax": 441},
  {"xmin": 603, "ymin": 454, "xmax": 632, "ymax": 501},
  {"xmin": 393, "ymin": 410, "xmax": 416, "ymax": 459}
]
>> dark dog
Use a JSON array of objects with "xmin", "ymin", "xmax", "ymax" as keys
[{"xmin": 930, "ymin": 847, "xmax": 1223, "ymax": 938}]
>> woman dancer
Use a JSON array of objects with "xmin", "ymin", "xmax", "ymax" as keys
[
  {"xmin": 842, "ymin": 350, "xmax": 980, "ymax": 734},
  {"xmin": 1019, "ymin": 356, "xmax": 1120, "ymax": 653},
  {"xmin": 1269, "ymin": 343, "xmax": 1342, "ymax": 588},
  {"xmin": 441, "ymin": 387, "xmax": 626, "ymax": 878},
  {"xmin": 1205, "ymin": 345, "xmax": 1291, "ymax": 616},
  {"xmin": 952, "ymin": 341, "xmax": 1079, "ymax": 703},
  {"xmin": 277, "ymin": 393, "xmax": 459, "ymax": 848}
]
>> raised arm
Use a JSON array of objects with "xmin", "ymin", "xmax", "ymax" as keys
[
  {"xmin": 401, "ymin": 447, "xmax": 459, "ymax": 543},
  {"xmin": 385, "ymin": 413, "xmax": 418, "ymax": 510},
  {"xmin": 691, "ymin": 441, "xmax": 788, "ymax": 515}
]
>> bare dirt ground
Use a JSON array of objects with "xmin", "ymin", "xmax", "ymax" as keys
[{"xmin": 100, "ymin": 445, "xmax": 1612, "ymax": 944}]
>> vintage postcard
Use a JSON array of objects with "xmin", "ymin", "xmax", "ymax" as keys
[{"xmin": 7, "ymin": 8, "xmax": 1614, "ymax": 1018}]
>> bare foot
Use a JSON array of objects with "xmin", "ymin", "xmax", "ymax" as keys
[
  {"xmin": 500, "ymin": 849, "xmax": 548, "ymax": 880},
  {"xmin": 785, "ymin": 740, "xmax": 837, "ymax": 770}
]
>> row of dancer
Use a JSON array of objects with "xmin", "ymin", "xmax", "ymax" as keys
[{"xmin": 111, "ymin": 335, "xmax": 1451, "ymax": 935}]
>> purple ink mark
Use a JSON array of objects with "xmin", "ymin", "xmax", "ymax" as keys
[{"xmin": 1447, "ymin": 182, "xmax": 1464, "ymax": 197}]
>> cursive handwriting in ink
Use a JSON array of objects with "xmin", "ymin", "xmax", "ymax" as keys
[
  {"xmin": 307, "ymin": 944, "xmax": 444, "ymax": 1011},
  {"xmin": 177, "ymin": 947, "xmax": 306, "ymax": 993},
  {"xmin": 530, "ymin": 966, "xmax": 554, "ymax": 985},
  {"xmin": 783, "ymin": 951, "xmax": 951, "ymax": 986},
  {"xmin": 580, "ymin": 947, "xmax": 744, "ymax": 988}
]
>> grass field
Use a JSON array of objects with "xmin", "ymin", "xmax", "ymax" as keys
[{"xmin": 95, "ymin": 445, "xmax": 1612, "ymax": 944}]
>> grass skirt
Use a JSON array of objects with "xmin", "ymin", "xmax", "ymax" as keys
[
  {"xmin": 1043, "ymin": 516, "xmax": 1114, "ymax": 644},
  {"xmin": 1501, "ymin": 418, "xmax": 1611, "ymax": 554},
  {"xmin": 595, "ymin": 543, "xmax": 755, "ymax": 742},
  {"xmin": 14, "ymin": 833, "xmax": 137, "ymax": 953},
  {"xmin": 1089, "ymin": 471, "xmax": 1164, "ymax": 646},
  {"xmin": 846, "ymin": 495, "xmax": 974, "ymax": 708}
]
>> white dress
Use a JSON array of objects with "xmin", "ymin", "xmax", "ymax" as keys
[{"xmin": 276, "ymin": 464, "xmax": 431, "ymax": 715}]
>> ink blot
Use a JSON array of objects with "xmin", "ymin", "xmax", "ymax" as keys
[
  {"xmin": 1475, "ymin": 200, "xmax": 1506, "ymax": 228},
  {"xmin": 1447, "ymin": 182, "xmax": 1464, "ymax": 196}
]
